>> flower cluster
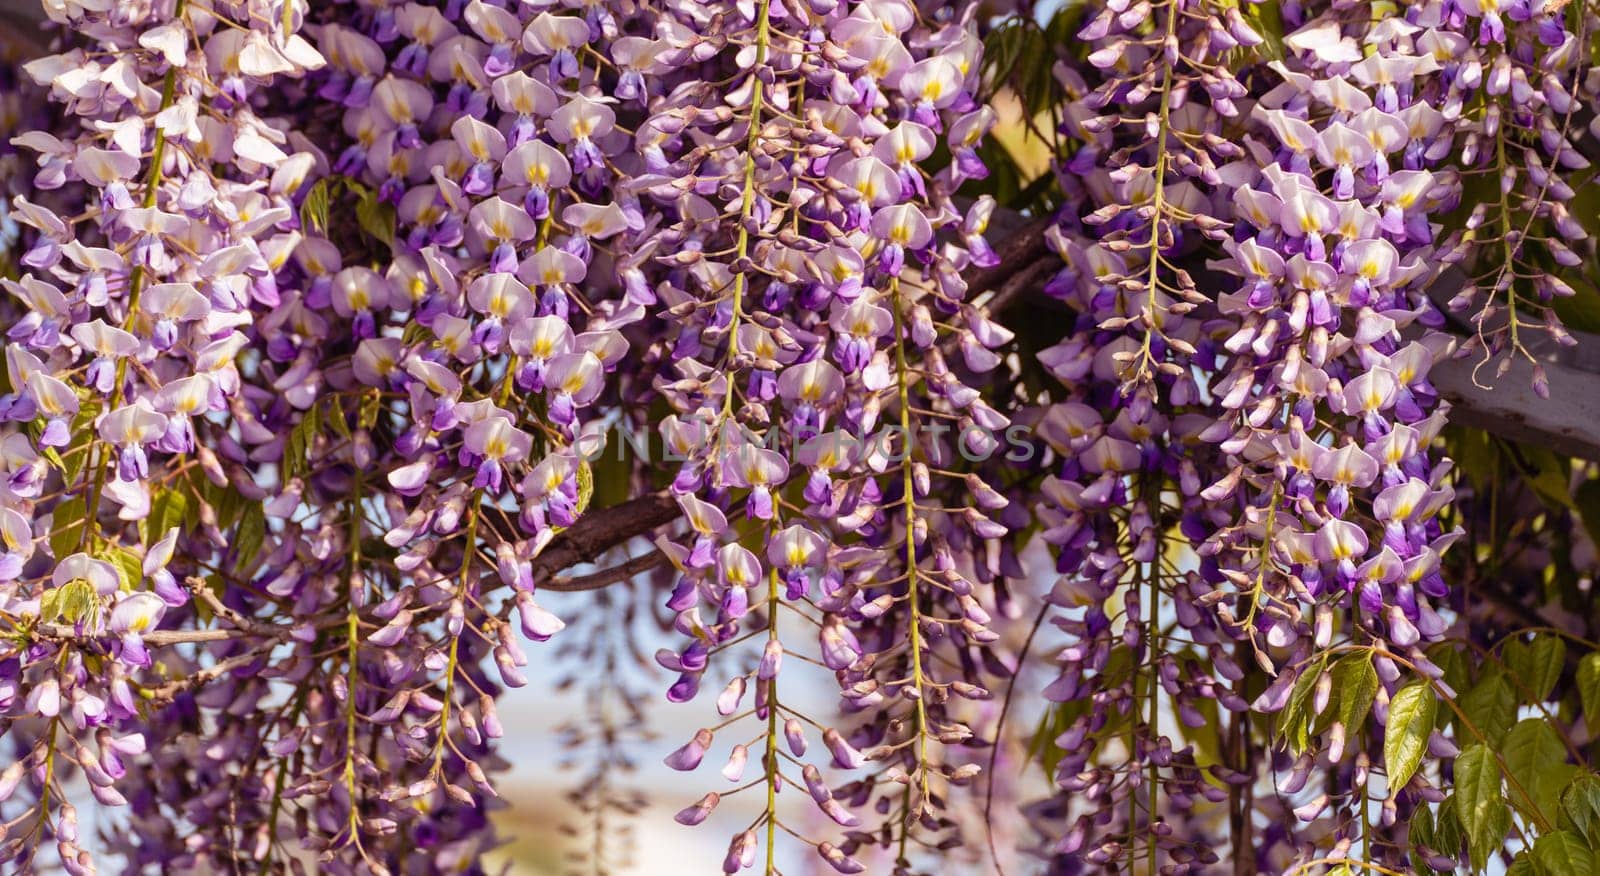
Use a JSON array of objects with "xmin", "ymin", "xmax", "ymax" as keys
[
  {"xmin": 1, "ymin": 0, "xmax": 329, "ymax": 869},
  {"xmin": 0, "ymin": 0, "xmax": 1598, "ymax": 873},
  {"xmin": 0, "ymin": 0, "xmax": 1017, "ymax": 870},
  {"xmin": 629, "ymin": 0, "xmax": 1022, "ymax": 869},
  {"xmin": 1023, "ymin": 0, "xmax": 1597, "ymax": 873}
]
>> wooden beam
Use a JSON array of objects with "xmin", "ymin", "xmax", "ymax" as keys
[
  {"xmin": 1424, "ymin": 267, "xmax": 1600, "ymax": 462},
  {"xmin": 1431, "ymin": 349, "xmax": 1600, "ymax": 462}
]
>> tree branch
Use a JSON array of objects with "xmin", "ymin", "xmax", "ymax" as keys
[
  {"xmin": 32, "ymin": 624, "xmax": 260, "ymax": 646},
  {"xmin": 187, "ymin": 576, "xmax": 294, "ymax": 638},
  {"xmin": 545, "ymin": 549, "xmax": 667, "ymax": 592},
  {"xmin": 966, "ymin": 214, "xmax": 1056, "ymax": 305},
  {"xmin": 142, "ymin": 644, "xmax": 280, "ymax": 705},
  {"xmin": 529, "ymin": 490, "xmax": 681, "ymax": 583}
]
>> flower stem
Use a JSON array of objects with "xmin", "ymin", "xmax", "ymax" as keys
[
  {"xmin": 435, "ymin": 489, "xmax": 483, "ymax": 775},
  {"xmin": 763, "ymin": 567, "xmax": 781, "ymax": 875},
  {"xmin": 722, "ymin": 0, "xmax": 771, "ymax": 426},
  {"xmin": 889, "ymin": 275, "xmax": 932, "ymax": 861},
  {"xmin": 344, "ymin": 469, "xmax": 365, "ymax": 844}
]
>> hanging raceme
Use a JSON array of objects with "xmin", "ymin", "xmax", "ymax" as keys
[{"xmin": 1, "ymin": 0, "xmax": 1600, "ymax": 874}]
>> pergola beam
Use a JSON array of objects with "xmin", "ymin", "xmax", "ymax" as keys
[{"xmin": 1431, "ymin": 350, "xmax": 1600, "ymax": 462}]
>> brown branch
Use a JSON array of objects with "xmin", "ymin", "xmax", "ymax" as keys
[
  {"xmin": 187, "ymin": 576, "xmax": 291, "ymax": 638},
  {"xmin": 965, "ymin": 214, "xmax": 1056, "ymax": 304},
  {"xmin": 545, "ymin": 549, "xmax": 667, "ymax": 592},
  {"xmin": 141, "ymin": 644, "xmax": 280, "ymax": 706},
  {"xmin": 529, "ymin": 490, "xmax": 682, "ymax": 583},
  {"xmin": 977, "ymin": 254, "xmax": 1057, "ymax": 320},
  {"xmin": 31, "ymin": 623, "xmax": 262, "ymax": 645}
]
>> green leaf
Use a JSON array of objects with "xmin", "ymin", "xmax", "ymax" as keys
[
  {"xmin": 1509, "ymin": 851, "xmax": 1538, "ymax": 876},
  {"xmin": 104, "ymin": 547, "xmax": 142, "ymax": 591},
  {"xmin": 1332, "ymin": 652, "xmax": 1378, "ymax": 738},
  {"xmin": 280, "ymin": 400, "xmax": 321, "ymax": 482},
  {"xmin": 1241, "ymin": 0, "xmax": 1285, "ymax": 62},
  {"xmin": 145, "ymin": 485, "xmax": 190, "ymax": 544},
  {"xmin": 1519, "ymin": 447, "xmax": 1578, "ymax": 512},
  {"xmin": 41, "ymin": 577, "xmax": 97, "ymax": 625},
  {"xmin": 1503, "ymin": 718, "xmax": 1577, "ymax": 826},
  {"xmin": 1427, "ymin": 642, "xmax": 1471, "ymax": 711},
  {"xmin": 326, "ymin": 395, "xmax": 352, "ymax": 440},
  {"xmin": 1432, "ymin": 797, "xmax": 1464, "ymax": 862},
  {"xmin": 1408, "ymin": 803, "xmax": 1438, "ymax": 875},
  {"xmin": 1280, "ymin": 654, "xmax": 1328, "ymax": 753},
  {"xmin": 1385, "ymin": 680, "xmax": 1437, "ymax": 793},
  {"xmin": 1456, "ymin": 744, "xmax": 1511, "ymax": 870},
  {"xmin": 575, "ymin": 457, "xmax": 594, "ymax": 517},
  {"xmin": 299, "ymin": 176, "xmax": 335, "ymax": 234},
  {"xmin": 300, "ymin": 175, "xmax": 395, "ymax": 252},
  {"xmin": 37, "ymin": 587, "xmax": 61, "ymax": 625},
  {"xmin": 979, "ymin": 18, "xmax": 1028, "ymax": 89},
  {"xmin": 1534, "ymin": 831, "xmax": 1595, "ymax": 876},
  {"xmin": 50, "ymin": 497, "xmax": 87, "ymax": 559},
  {"xmin": 1561, "ymin": 774, "xmax": 1600, "ymax": 844},
  {"xmin": 1504, "ymin": 634, "xmax": 1566, "ymax": 703},
  {"xmin": 356, "ymin": 190, "xmax": 397, "ymax": 251},
  {"xmin": 48, "ymin": 402, "xmax": 99, "ymax": 486},
  {"xmin": 209, "ymin": 481, "xmax": 248, "ymax": 532},
  {"xmin": 1578, "ymin": 654, "xmax": 1600, "ymax": 727},
  {"xmin": 234, "ymin": 502, "xmax": 266, "ymax": 575},
  {"xmin": 1459, "ymin": 668, "xmax": 1518, "ymax": 746},
  {"xmin": 42, "ymin": 446, "xmax": 69, "ymax": 476}
]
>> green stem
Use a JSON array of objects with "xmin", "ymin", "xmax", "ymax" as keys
[
  {"xmin": 434, "ymin": 490, "xmax": 483, "ymax": 774},
  {"xmin": 890, "ymin": 275, "xmax": 932, "ymax": 864},
  {"xmin": 763, "ymin": 567, "xmax": 781, "ymax": 875},
  {"xmin": 258, "ymin": 689, "xmax": 308, "ymax": 876},
  {"xmin": 1146, "ymin": 535, "xmax": 1159, "ymax": 875},
  {"xmin": 1241, "ymin": 482, "xmax": 1281, "ymax": 632},
  {"xmin": 721, "ymin": 0, "xmax": 771, "ymax": 427},
  {"xmin": 1131, "ymin": 0, "xmax": 1181, "ymax": 385},
  {"xmin": 344, "ymin": 470, "xmax": 364, "ymax": 843}
]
